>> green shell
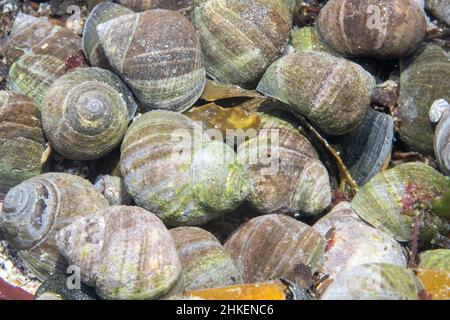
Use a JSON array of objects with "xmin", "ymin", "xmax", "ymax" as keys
[
  {"xmin": 398, "ymin": 44, "xmax": 450, "ymax": 155},
  {"xmin": 0, "ymin": 91, "xmax": 46, "ymax": 198},
  {"xmin": 0, "ymin": 173, "xmax": 108, "ymax": 280},
  {"xmin": 290, "ymin": 27, "xmax": 332, "ymax": 54},
  {"xmin": 42, "ymin": 67, "xmax": 132, "ymax": 161},
  {"xmin": 56, "ymin": 206, "xmax": 183, "ymax": 300},
  {"xmin": 4, "ymin": 13, "xmax": 81, "ymax": 65},
  {"xmin": 321, "ymin": 263, "xmax": 423, "ymax": 300},
  {"xmin": 316, "ymin": 0, "xmax": 426, "ymax": 59},
  {"xmin": 419, "ymin": 249, "xmax": 450, "ymax": 272},
  {"xmin": 351, "ymin": 162, "xmax": 449, "ymax": 242},
  {"xmin": 82, "ymin": 2, "xmax": 134, "ymax": 70},
  {"xmin": 257, "ymin": 51, "xmax": 375, "ymax": 135},
  {"xmin": 192, "ymin": 0, "xmax": 291, "ymax": 87},
  {"xmin": 224, "ymin": 214, "xmax": 326, "ymax": 285},
  {"xmin": 8, "ymin": 53, "xmax": 67, "ymax": 109},
  {"xmin": 170, "ymin": 227, "xmax": 243, "ymax": 291},
  {"xmin": 237, "ymin": 115, "xmax": 331, "ymax": 216},
  {"xmin": 96, "ymin": 10, "xmax": 206, "ymax": 112},
  {"xmin": 34, "ymin": 273, "xmax": 98, "ymax": 300},
  {"xmin": 120, "ymin": 110, "xmax": 250, "ymax": 226}
]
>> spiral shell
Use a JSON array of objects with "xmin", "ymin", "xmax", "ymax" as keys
[
  {"xmin": 351, "ymin": 162, "xmax": 449, "ymax": 242},
  {"xmin": 96, "ymin": 10, "xmax": 206, "ymax": 112},
  {"xmin": 434, "ymin": 108, "xmax": 450, "ymax": 176},
  {"xmin": 426, "ymin": 0, "xmax": 450, "ymax": 25},
  {"xmin": 120, "ymin": 110, "xmax": 250, "ymax": 226},
  {"xmin": 56, "ymin": 206, "xmax": 182, "ymax": 300},
  {"xmin": 8, "ymin": 53, "xmax": 67, "ymax": 109},
  {"xmin": 316, "ymin": 0, "xmax": 426, "ymax": 59},
  {"xmin": 341, "ymin": 109, "xmax": 394, "ymax": 186},
  {"xmin": 398, "ymin": 44, "xmax": 450, "ymax": 154},
  {"xmin": 83, "ymin": 2, "xmax": 134, "ymax": 70},
  {"xmin": 313, "ymin": 202, "xmax": 407, "ymax": 279},
  {"xmin": 192, "ymin": 0, "xmax": 291, "ymax": 87},
  {"xmin": 117, "ymin": 0, "xmax": 195, "ymax": 16},
  {"xmin": 4, "ymin": 13, "xmax": 81, "ymax": 66},
  {"xmin": 237, "ymin": 115, "xmax": 332, "ymax": 216},
  {"xmin": 94, "ymin": 175, "xmax": 131, "ymax": 206},
  {"xmin": 0, "ymin": 91, "xmax": 46, "ymax": 198},
  {"xmin": 257, "ymin": 51, "xmax": 375, "ymax": 135},
  {"xmin": 224, "ymin": 214, "xmax": 326, "ymax": 285},
  {"xmin": 419, "ymin": 249, "xmax": 450, "ymax": 272},
  {"xmin": 42, "ymin": 67, "xmax": 132, "ymax": 161},
  {"xmin": 0, "ymin": 173, "xmax": 108, "ymax": 280},
  {"xmin": 170, "ymin": 227, "xmax": 243, "ymax": 291},
  {"xmin": 321, "ymin": 263, "xmax": 423, "ymax": 300}
]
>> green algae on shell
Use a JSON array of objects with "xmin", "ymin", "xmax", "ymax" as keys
[
  {"xmin": 120, "ymin": 110, "xmax": 250, "ymax": 226},
  {"xmin": 316, "ymin": 0, "xmax": 426, "ymax": 59},
  {"xmin": 313, "ymin": 202, "xmax": 407, "ymax": 279},
  {"xmin": 351, "ymin": 162, "xmax": 449, "ymax": 242},
  {"xmin": 419, "ymin": 249, "xmax": 450, "ymax": 272},
  {"xmin": 4, "ymin": 13, "xmax": 81, "ymax": 66},
  {"xmin": 42, "ymin": 67, "xmax": 132, "ymax": 161},
  {"xmin": 290, "ymin": 27, "xmax": 332, "ymax": 54},
  {"xmin": 398, "ymin": 44, "xmax": 450, "ymax": 155},
  {"xmin": 237, "ymin": 115, "xmax": 331, "ymax": 216},
  {"xmin": 224, "ymin": 214, "xmax": 326, "ymax": 285},
  {"xmin": 170, "ymin": 227, "xmax": 243, "ymax": 291},
  {"xmin": 257, "ymin": 51, "xmax": 375, "ymax": 135},
  {"xmin": 0, "ymin": 91, "xmax": 46, "ymax": 198},
  {"xmin": 0, "ymin": 173, "xmax": 108, "ymax": 280},
  {"xmin": 8, "ymin": 53, "xmax": 67, "ymax": 109},
  {"xmin": 56, "ymin": 206, "xmax": 182, "ymax": 300},
  {"xmin": 321, "ymin": 263, "xmax": 423, "ymax": 300},
  {"xmin": 82, "ymin": 2, "xmax": 134, "ymax": 70},
  {"xmin": 192, "ymin": 0, "xmax": 291, "ymax": 87},
  {"xmin": 96, "ymin": 9, "xmax": 206, "ymax": 112}
]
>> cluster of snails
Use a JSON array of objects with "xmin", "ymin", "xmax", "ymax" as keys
[{"xmin": 0, "ymin": 0, "xmax": 449, "ymax": 300}]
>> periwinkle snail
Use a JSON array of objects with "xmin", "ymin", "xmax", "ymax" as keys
[
  {"xmin": 42, "ymin": 67, "xmax": 135, "ymax": 160},
  {"xmin": 94, "ymin": 175, "xmax": 131, "ymax": 206},
  {"xmin": 0, "ymin": 173, "xmax": 108, "ymax": 280},
  {"xmin": 117, "ymin": 0, "xmax": 195, "ymax": 16},
  {"xmin": 317, "ymin": 0, "xmax": 427, "ymax": 59},
  {"xmin": 96, "ymin": 9, "xmax": 206, "ymax": 111},
  {"xmin": 56, "ymin": 206, "xmax": 182, "ymax": 300}
]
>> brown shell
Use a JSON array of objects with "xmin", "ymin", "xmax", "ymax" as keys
[
  {"xmin": 0, "ymin": 173, "xmax": 108, "ymax": 280},
  {"xmin": 56, "ymin": 206, "xmax": 182, "ymax": 300},
  {"xmin": 117, "ymin": 0, "xmax": 195, "ymax": 16},
  {"xmin": 4, "ymin": 13, "xmax": 81, "ymax": 65},
  {"xmin": 224, "ymin": 214, "xmax": 326, "ymax": 285},
  {"xmin": 316, "ymin": 0, "xmax": 426, "ymax": 59},
  {"xmin": 170, "ymin": 227, "xmax": 243, "ymax": 291}
]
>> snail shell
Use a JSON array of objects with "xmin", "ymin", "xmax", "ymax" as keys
[
  {"xmin": 290, "ymin": 27, "xmax": 332, "ymax": 54},
  {"xmin": 419, "ymin": 249, "xmax": 450, "ymax": 272},
  {"xmin": 42, "ymin": 67, "xmax": 132, "ymax": 161},
  {"xmin": 56, "ymin": 206, "xmax": 182, "ymax": 300},
  {"xmin": 0, "ymin": 91, "xmax": 46, "ymax": 198},
  {"xmin": 434, "ymin": 108, "xmax": 450, "ymax": 176},
  {"xmin": 351, "ymin": 162, "xmax": 449, "ymax": 242},
  {"xmin": 341, "ymin": 109, "xmax": 394, "ymax": 186},
  {"xmin": 83, "ymin": 2, "xmax": 134, "ymax": 70},
  {"xmin": 192, "ymin": 0, "xmax": 291, "ymax": 87},
  {"xmin": 34, "ymin": 273, "xmax": 98, "ymax": 300},
  {"xmin": 97, "ymin": 10, "xmax": 206, "ymax": 112},
  {"xmin": 313, "ymin": 202, "xmax": 407, "ymax": 279},
  {"xmin": 4, "ymin": 13, "xmax": 81, "ymax": 66},
  {"xmin": 120, "ymin": 110, "xmax": 250, "ymax": 226},
  {"xmin": 257, "ymin": 51, "xmax": 375, "ymax": 135},
  {"xmin": 224, "ymin": 214, "xmax": 326, "ymax": 285},
  {"xmin": 117, "ymin": 0, "xmax": 195, "ymax": 16},
  {"xmin": 8, "ymin": 53, "xmax": 67, "ymax": 109},
  {"xmin": 237, "ymin": 115, "xmax": 332, "ymax": 216},
  {"xmin": 426, "ymin": 0, "xmax": 450, "ymax": 26},
  {"xmin": 398, "ymin": 44, "xmax": 450, "ymax": 155},
  {"xmin": 94, "ymin": 175, "xmax": 131, "ymax": 206},
  {"xmin": 170, "ymin": 227, "xmax": 243, "ymax": 291},
  {"xmin": 321, "ymin": 263, "xmax": 423, "ymax": 300},
  {"xmin": 0, "ymin": 173, "xmax": 108, "ymax": 280},
  {"xmin": 316, "ymin": 0, "xmax": 426, "ymax": 59}
]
